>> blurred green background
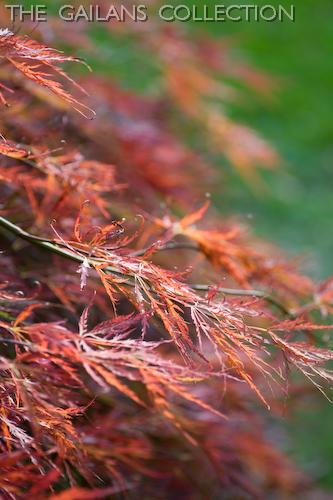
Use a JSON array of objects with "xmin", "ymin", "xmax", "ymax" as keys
[
  {"xmin": 18, "ymin": 0, "xmax": 333, "ymax": 490},
  {"xmin": 210, "ymin": 0, "xmax": 333, "ymax": 281}
]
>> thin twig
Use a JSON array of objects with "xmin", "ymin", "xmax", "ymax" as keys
[{"xmin": 131, "ymin": 241, "xmax": 198, "ymax": 257}]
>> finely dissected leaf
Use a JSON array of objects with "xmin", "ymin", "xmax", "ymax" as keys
[
  {"xmin": 0, "ymin": 139, "xmax": 29, "ymax": 159},
  {"xmin": 0, "ymin": 30, "xmax": 94, "ymax": 117}
]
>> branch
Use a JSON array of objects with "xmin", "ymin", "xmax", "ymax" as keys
[
  {"xmin": 0, "ymin": 216, "xmax": 293, "ymax": 316},
  {"xmin": 190, "ymin": 284, "xmax": 292, "ymax": 316}
]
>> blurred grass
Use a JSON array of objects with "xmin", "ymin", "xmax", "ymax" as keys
[{"xmin": 206, "ymin": 0, "xmax": 333, "ymax": 280}]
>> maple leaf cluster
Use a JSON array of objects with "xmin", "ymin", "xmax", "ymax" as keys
[{"xmin": 0, "ymin": 8, "xmax": 332, "ymax": 499}]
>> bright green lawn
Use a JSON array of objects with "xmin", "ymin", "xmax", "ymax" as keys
[{"xmin": 207, "ymin": 0, "xmax": 333, "ymax": 280}]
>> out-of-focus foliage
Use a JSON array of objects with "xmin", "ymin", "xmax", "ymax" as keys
[{"xmin": 0, "ymin": 3, "xmax": 333, "ymax": 498}]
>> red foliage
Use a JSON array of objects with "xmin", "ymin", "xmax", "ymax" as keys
[{"xmin": 0, "ymin": 17, "xmax": 332, "ymax": 499}]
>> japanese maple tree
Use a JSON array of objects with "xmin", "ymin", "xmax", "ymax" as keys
[{"xmin": 0, "ymin": 10, "xmax": 332, "ymax": 499}]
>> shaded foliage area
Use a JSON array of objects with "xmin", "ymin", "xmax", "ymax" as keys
[{"xmin": 0, "ymin": 4, "xmax": 333, "ymax": 498}]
